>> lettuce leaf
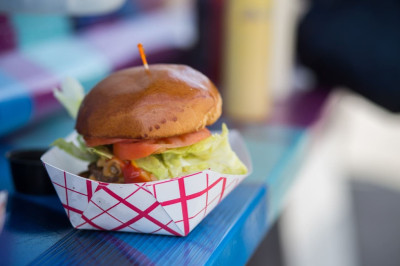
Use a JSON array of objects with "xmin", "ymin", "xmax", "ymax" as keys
[
  {"xmin": 52, "ymin": 136, "xmax": 112, "ymax": 162},
  {"xmin": 52, "ymin": 124, "xmax": 247, "ymax": 181},
  {"xmin": 53, "ymin": 77, "xmax": 85, "ymax": 119},
  {"xmin": 88, "ymin": 146, "xmax": 113, "ymax": 160},
  {"xmin": 135, "ymin": 124, "xmax": 247, "ymax": 179}
]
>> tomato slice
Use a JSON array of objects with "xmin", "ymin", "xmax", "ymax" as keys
[
  {"xmin": 122, "ymin": 162, "xmax": 153, "ymax": 183},
  {"xmin": 114, "ymin": 141, "xmax": 161, "ymax": 161},
  {"xmin": 113, "ymin": 128, "xmax": 211, "ymax": 160},
  {"xmin": 160, "ymin": 128, "xmax": 211, "ymax": 148}
]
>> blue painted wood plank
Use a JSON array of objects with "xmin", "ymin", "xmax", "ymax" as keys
[{"xmin": 243, "ymin": 125, "xmax": 308, "ymax": 223}]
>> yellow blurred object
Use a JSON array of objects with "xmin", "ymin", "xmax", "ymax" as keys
[
  {"xmin": 223, "ymin": 0, "xmax": 273, "ymax": 121},
  {"xmin": 223, "ymin": 0, "xmax": 299, "ymax": 121}
]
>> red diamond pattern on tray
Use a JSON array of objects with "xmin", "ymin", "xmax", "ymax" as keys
[
  {"xmin": 45, "ymin": 168, "xmax": 182, "ymax": 235},
  {"xmin": 44, "ymin": 165, "xmax": 100, "ymax": 227},
  {"xmin": 45, "ymin": 163, "xmax": 245, "ymax": 236},
  {"xmin": 149, "ymin": 171, "xmax": 244, "ymax": 236}
]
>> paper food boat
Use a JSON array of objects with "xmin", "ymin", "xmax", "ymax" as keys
[
  {"xmin": 0, "ymin": 191, "xmax": 7, "ymax": 233},
  {"xmin": 41, "ymin": 130, "xmax": 251, "ymax": 236}
]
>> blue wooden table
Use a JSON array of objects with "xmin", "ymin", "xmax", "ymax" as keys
[{"xmin": 0, "ymin": 90, "xmax": 326, "ymax": 265}]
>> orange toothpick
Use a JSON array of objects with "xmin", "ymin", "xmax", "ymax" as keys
[{"xmin": 137, "ymin": 43, "xmax": 149, "ymax": 71}]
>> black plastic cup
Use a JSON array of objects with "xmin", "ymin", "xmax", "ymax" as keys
[{"xmin": 6, "ymin": 149, "xmax": 55, "ymax": 195}]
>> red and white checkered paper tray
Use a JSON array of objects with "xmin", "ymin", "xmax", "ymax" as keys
[
  {"xmin": 0, "ymin": 191, "xmax": 7, "ymax": 233},
  {"xmin": 41, "ymin": 130, "xmax": 252, "ymax": 236}
]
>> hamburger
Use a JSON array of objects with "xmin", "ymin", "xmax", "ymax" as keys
[{"xmin": 53, "ymin": 64, "xmax": 247, "ymax": 184}]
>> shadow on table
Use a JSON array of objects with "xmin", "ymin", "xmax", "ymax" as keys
[{"xmin": 6, "ymin": 193, "xmax": 70, "ymax": 233}]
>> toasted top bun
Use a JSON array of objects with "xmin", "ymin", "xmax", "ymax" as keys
[{"xmin": 76, "ymin": 64, "xmax": 222, "ymax": 139}]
